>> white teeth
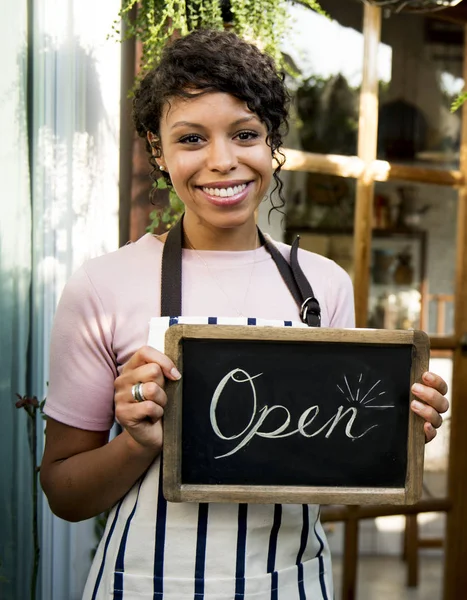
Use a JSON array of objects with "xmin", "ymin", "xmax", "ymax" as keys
[{"xmin": 202, "ymin": 183, "xmax": 247, "ymax": 197}]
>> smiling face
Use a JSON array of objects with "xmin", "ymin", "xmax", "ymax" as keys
[{"xmin": 155, "ymin": 92, "xmax": 273, "ymax": 250}]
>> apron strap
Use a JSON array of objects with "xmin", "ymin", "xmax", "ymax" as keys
[
  {"xmin": 160, "ymin": 216, "xmax": 321, "ymax": 327},
  {"xmin": 258, "ymin": 231, "xmax": 321, "ymax": 327},
  {"xmin": 160, "ymin": 217, "xmax": 183, "ymax": 317}
]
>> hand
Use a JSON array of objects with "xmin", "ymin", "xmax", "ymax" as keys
[
  {"xmin": 114, "ymin": 346, "xmax": 181, "ymax": 452},
  {"xmin": 411, "ymin": 371, "xmax": 449, "ymax": 443}
]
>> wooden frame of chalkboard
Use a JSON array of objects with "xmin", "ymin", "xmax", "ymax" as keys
[{"xmin": 163, "ymin": 325, "xmax": 429, "ymax": 505}]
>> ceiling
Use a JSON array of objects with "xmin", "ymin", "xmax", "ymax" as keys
[{"xmin": 425, "ymin": 1, "xmax": 467, "ymax": 23}]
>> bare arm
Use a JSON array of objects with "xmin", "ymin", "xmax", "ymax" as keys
[
  {"xmin": 40, "ymin": 420, "xmax": 157, "ymax": 521},
  {"xmin": 40, "ymin": 346, "xmax": 181, "ymax": 522}
]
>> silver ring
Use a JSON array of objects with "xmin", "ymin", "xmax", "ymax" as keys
[{"xmin": 131, "ymin": 382, "xmax": 146, "ymax": 403}]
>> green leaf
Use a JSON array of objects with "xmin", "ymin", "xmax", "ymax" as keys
[
  {"xmin": 295, "ymin": 0, "xmax": 329, "ymax": 18},
  {"xmin": 451, "ymin": 91, "xmax": 467, "ymax": 113},
  {"xmin": 113, "ymin": 0, "xmax": 325, "ymax": 79}
]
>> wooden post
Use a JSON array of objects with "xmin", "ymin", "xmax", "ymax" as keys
[
  {"xmin": 443, "ymin": 24, "xmax": 467, "ymax": 600},
  {"xmin": 353, "ymin": 4, "xmax": 382, "ymax": 327},
  {"xmin": 341, "ymin": 8, "xmax": 382, "ymax": 599},
  {"xmin": 405, "ymin": 514, "xmax": 419, "ymax": 587},
  {"xmin": 342, "ymin": 508, "xmax": 360, "ymax": 600},
  {"xmin": 118, "ymin": 5, "xmax": 137, "ymax": 246}
]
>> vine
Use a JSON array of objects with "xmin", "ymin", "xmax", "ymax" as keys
[
  {"xmin": 14, "ymin": 393, "xmax": 46, "ymax": 600},
  {"xmin": 147, "ymin": 179, "xmax": 185, "ymax": 232},
  {"xmin": 112, "ymin": 0, "xmax": 326, "ymax": 76},
  {"xmin": 451, "ymin": 91, "xmax": 467, "ymax": 113}
]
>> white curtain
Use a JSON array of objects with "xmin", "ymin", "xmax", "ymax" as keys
[
  {"xmin": 27, "ymin": 1, "xmax": 121, "ymax": 598},
  {"xmin": 0, "ymin": 1, "xmax": 33, "ymax": 598}
]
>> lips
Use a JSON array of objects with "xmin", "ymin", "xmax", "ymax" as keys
[{"xmin": 197, "ymin": 181, "xmax": 253, "ymax": 207}]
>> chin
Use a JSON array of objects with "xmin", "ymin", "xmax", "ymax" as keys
[{"xmin": 208, "ymin": 209, "xmax": 258, "ymax": 230}]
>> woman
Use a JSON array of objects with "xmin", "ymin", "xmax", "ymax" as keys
[{"xmin": 40, "ymin": 29, "xmax": 448, "ymax": 599}]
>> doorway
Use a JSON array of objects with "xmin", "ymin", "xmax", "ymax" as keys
[{"xmin": 281, "ymin": 2, "xmax": 467, "ymax": 598}]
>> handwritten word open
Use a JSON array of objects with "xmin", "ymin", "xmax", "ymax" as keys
[{"xmin": 210, "ymin": 369, "xmax": 379, "ymax": 459}]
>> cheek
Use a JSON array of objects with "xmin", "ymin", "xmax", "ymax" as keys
[
  {"xmin": 254, "ymin": 150, "xmax": 274, "ymax": 185},
  {"xmin": 238, "ymin": 144, "xmax": 273, "ymax": 173},
  {"xmin": 167, "ymin": 154, "xmax": 199, "ymax": 186},
  {"xmin": 251, "ymin": 144, "xmax": 274, "ymax": 172}
]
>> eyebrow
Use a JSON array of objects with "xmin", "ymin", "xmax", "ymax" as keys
[{"xmin": 170, "ymin": 116, "xmax": 260, "ymax": 130}]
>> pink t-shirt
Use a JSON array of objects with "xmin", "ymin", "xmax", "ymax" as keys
[{"xmin": 45, "ymin": 233, "xmax": 355, "ymax": 431}]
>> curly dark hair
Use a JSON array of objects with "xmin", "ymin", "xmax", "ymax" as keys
[{"xmin": 132, "ymin": 29, "xmax": 290, "ymax": 214}]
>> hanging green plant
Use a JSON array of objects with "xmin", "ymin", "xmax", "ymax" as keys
[{"xmin": 113, "ymin": 0, "xmax": 326, "ymax": 77}]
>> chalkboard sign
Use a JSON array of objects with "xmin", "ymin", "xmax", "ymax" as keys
[{"xmin": 163, "ymin": 325, "xmax": 428, "ymax": 505}]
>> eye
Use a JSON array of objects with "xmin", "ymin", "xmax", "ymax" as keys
[
  {"xmin": 236, "ymin": 130, "xmax": 260, "ymax": 142},
  {"xmin": 179, "ymin": 134, "xmax": 204, "ymax": 144}
]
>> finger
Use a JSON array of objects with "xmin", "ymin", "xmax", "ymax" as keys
[
  {"xmin": 115, "ymin": 380, "xmax": 168, "ymax": 410},
  {"xmin": 122, "ymin": 346, "xmax": 181, "ymax": 381},
  {"xmin": 116, "ymin": 398, "xmax": 164, "ymax": 426},
  {"xmin": 424, "ymin": 422, "xmax": 437, "ymax": 444},
  {"xmin": 411, "ymin": 399, "xmax": 443, "ymax": 429},
  {"xmin": 130, "ymin": 363, "xmax": 166, "ymax": 389},
  {"xmin": 411, "ymin": 383, "xmax": 449, "ymax": 414},
  {"xmin": 114, "ymin": 367, "xmax": 163, "ymax": 399},
  {"xmin": 134, "ymin": 382, "xmax": 168, "ymax": 409},
  {"xmin": 422, "ymin": 371, "xmax": 448, "ymax": 396}
]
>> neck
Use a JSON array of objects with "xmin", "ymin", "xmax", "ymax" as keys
[{"xmin": 181, "ymin": 214, "xmax": 259, "ymax": 251}]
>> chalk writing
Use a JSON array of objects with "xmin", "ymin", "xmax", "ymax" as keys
[
  {"xmin": 336, "ymin": 374, "xmax": 395, "ymax": 410},
  {"xmin": 210, "ymin": 369, "xmax": 381, "ymax": 459}
]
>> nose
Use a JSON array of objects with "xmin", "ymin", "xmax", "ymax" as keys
[{"xmin": 206, "ymin": 138, "xmax": 238, "ymax": 173}]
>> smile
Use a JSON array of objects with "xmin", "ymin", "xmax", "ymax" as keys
[
  {"xmin": 201, "ymin": 183, "xmax": 247, "ymax": 197},
  {"xmin": 197, "ymin": 181, "xmax": 253, "ymax": 207}
]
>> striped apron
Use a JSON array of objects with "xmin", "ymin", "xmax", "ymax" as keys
[
  {"xmin": 84, "ymin": 219, "xmax": 332, "ymax": 599},
  {"xmin": 83, "ymin": 317, "xmax": 333, "ymax": 600}
]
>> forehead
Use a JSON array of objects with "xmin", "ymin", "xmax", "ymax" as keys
[{"xmin": 161, "ymin": 92, "xmax": 260, "ymax": 127}]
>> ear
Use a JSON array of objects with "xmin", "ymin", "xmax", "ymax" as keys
[
  {"xmin": 147, "ymin": 132, "xmax": 165, "ymax": 167},
  {"xmin": 147, "ymin": 131, "xmax": 158, "ymax": 150}
]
